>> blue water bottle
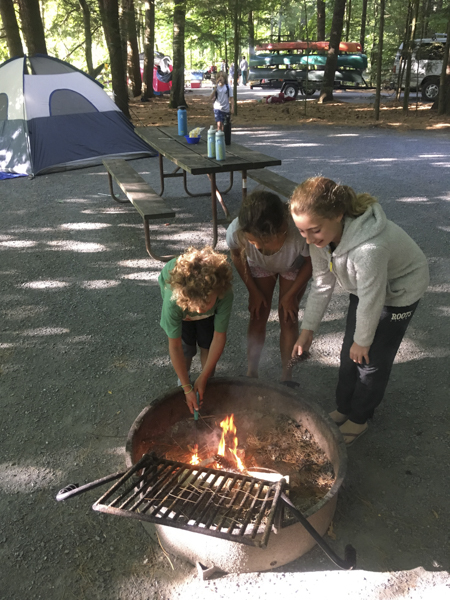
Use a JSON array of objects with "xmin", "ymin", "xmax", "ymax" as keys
[
  {"xmin": 215, "ymin": 130, "xmax": 226, "ymax": 161},
  {"xmin": 207, "ymin": 125, "xmax": 216, "ymax": 158},
  {"xmin": 177, "ymin": 105, "xmax": 187, "ymax": 136}
]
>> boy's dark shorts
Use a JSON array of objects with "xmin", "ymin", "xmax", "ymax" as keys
[
  {"xmin": 214, "ymin": 109, "xmax": 230, "ymax": 123},
  {"xmin": 181, "ymin": 316, "xmax": 215, "ymax": 359}
]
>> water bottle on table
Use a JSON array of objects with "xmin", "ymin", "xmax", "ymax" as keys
[
  {"xmin": 177, "ymin": 106, "xmax": 188, "ymax": 136},
  {"xmin": 215, "ymin": 130, "xmax": 226, "ymax": 161},
  {"xmin": 207, "ymin": 125, "xmax": 216, "ymax": 158}
]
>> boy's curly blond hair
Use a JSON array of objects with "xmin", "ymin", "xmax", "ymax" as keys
[{"xmin": 168, "ymin": 247, "xmax": 232, "ymax": 311}]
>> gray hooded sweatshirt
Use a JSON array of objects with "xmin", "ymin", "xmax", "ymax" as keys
[{"xmin": 301, "ymin": 203, "xmax": 429, "ymax": 347}]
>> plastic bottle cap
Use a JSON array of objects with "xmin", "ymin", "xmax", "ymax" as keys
[{"xmin": 209, "ymin": 125, "xmax": 215, "ymax": 131}]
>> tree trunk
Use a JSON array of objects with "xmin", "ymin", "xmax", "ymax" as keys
[
  {"xmin": 345, "ymin": 0, "xmax": 351, "ymax": 42},
  {"xmin": 437, "ymin": 17, "xmax": 450, "ymax": 114},
  {"xmin": 169, "ymin": 0, "xmax": 186, "ymax": 109},
  {"xmin": 403, "ymin": 0, "xmax": 419, "ymax": 112},
  {"xmin": 248, "ymin": 11, "xmax": 255, "ymax": 56},
  {"xmin": 0, "ymin": 0, "xmax": 24, "ymax": 57},
  {"xmin": 395, "ymin": 3, "xmax": 412, "ymax": 101},
  {"xmin": 233, "ymin": 0, "xmax": 239, "ymax": 116},
  {"xmin": 142, "ymin": 0, "xmax": 155, "ymax": 100},
  {"xmin": 318, "ymin": 0, "xmax": 346, "ymax": 103},
  {"xmin": 374, "ymin": 0, "xmax": 385, "ymax": 120},
  {"xmin": 317, "ymin": 0, "xmax": 325, "ymax": 41},
  {"xmin": 98, "ymin": 0, "xmax": 130, "ymax": 118},
  {"xmin": 123, "ymin": 0, "xmax": 142, "ymax": 97},
  {"xmin": 78, "ymin": 0, "xmax": 94, "ymax": 76},
  {"xmin": 359, "ymin": 0, "xmax": 367, "ymax": 52},
  {"xmin": 17, "ymin": 0, "xmax": 47, "ymax": 55}
]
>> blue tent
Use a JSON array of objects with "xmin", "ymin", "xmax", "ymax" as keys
[{"xmin": 0, "ymin": 55, "xmax": 155, "ymax": 177}]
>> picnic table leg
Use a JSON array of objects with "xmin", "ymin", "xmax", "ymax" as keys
[
  {"xmin": 210, "ymin": 173, "xmax": 218, "ymax": 248},
  {"xmin": 158, "ymin": 153, "xmax": 165, "ymax": 196},
  {"xmin": 143, "ymin": 218, "xmax": 176, "ymax": 263},
  {"xmin": 183, "ymin": 171, "xmax": 233, "ymax": 210},
  {"xmin": 106, "ymin": 172, "xmax": 131, "ymax": 204},
  {"xmin": 242, "ymin": 169, "xmax": 248, "ymax": 199}
]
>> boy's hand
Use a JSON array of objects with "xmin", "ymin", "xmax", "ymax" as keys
[
  {"xmin": 193, "ymin": 375, "xmax": 207, "ymax": 404},
  {"xmin": 185, "ymin": 389, "xmax": 200, "ymax": 415}
]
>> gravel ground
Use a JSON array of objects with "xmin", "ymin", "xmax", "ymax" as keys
[{"xmin": 1, "ymin": 124, "xmax": 449, "ymax": 599}]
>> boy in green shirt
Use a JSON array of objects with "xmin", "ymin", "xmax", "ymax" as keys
[{"xmin": 159, "ymin": 247, "xmax": 233, "ymax": 414}]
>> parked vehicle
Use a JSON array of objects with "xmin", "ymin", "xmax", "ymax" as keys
[
  {"xmin": 248, "ymin": 41, "xmax": 368, "ymax": 98},
  {"xmin": 392, "ymin": 34, "xmax": 446, "ymax": 102}
]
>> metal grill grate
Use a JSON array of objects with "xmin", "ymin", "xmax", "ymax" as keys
[{"xmin": 92, "ymin": 453, "xmax": 285, "ymax": 548}]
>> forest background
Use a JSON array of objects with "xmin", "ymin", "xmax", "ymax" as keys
[{"xmin": 1, "ymin": 0, "xmax": 450, "ymax": 122}]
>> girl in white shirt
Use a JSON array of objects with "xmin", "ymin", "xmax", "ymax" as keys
[{"xmin": 226, "ymin": 190, "xmax": 312, "ymax": 386}]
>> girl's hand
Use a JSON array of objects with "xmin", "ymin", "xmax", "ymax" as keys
[
  {"xmin": 349, "ymin": 342, "xmax": 370, "ymax": 365},
  {"xmin": 292, "ymin": 330, "xmax": 313, "ymax": 358},
  {"xmin": 248, "ymin": 289, "xmax": 268, "ymax": 320},
  {"xmin": 185, "ymin": 389, "xmax": 200, "ymax": 415},
  {"xmin": 193, "ymin": 375, "xmax": 207, "ymax": 404},
  {"xmin": 279, "ymin": 292, "xmax": 299, "ymax": 323}
]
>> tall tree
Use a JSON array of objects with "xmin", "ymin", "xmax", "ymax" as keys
[
  {"xmin": 317, "ymin": 0, "xmax": 325, "ymax": 41},
  {"xmin": 17, "ymin": 0, "xmax": 47, "ymax": 55},
  {"xmin": 79, "ymin": 0, "xmax": 94, "ymax": 75},
  {"xmin": 98, "ymin": 0, "xmax": 130, "ymax": 117},
  {"xmin": 318, "ymin": 0, "xmax": 346, "ymax": 103},
  {"xmin": 141, "ymin": 0, "xmax": 155, "ymax": 100},
  {"xmin": 0, "ymin": 0, "xmax": 24, "ymax": 57},
  {"xmin": 232, "ymin": 0, "xmax": 239, "ymax": 116},
  {"xmin": 248, "ymin": 10, "xmax": 255, "ymax": 56},
  {"xmin": 374, "ymin": 0, "xmax": 385, "ymax": 120},
  {"xmin": 123, "ymin": 0, "xmax": 141, "ymax": 97},
  {"xmin": 403, "ymin": 0, "xmax": 420, "ymax": 112},
  {"xmin": 169, "ymin": 0, "xmax": 186, "ymax": 109},
  {"xmin": 344, "ymin": 0, "xmax": 351, "ymax": 42},
  {"xmin": 437, "ymin": 16, "xmax": 450, "ymax": 114},
  {"xmin": 359, "ymin": 0, "xmax": 368, "ymax": 52}
]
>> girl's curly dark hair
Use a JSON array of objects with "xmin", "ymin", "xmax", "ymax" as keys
[
  {"xmin": 168, "ymin": 247, "xmax": 232, "ymax": 311},
  {"xmin": 238, "ymin": 190, "xmax": 289, "ymax": 240}
]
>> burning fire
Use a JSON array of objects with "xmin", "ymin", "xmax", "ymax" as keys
[
  {"xmin": 189, "ymin": 414, "xmax": 246, "ymax": 471},
  {"xmin": 217, "ymin": 414, "xmax": 245, "ymax": 471},
  {"xmin": 190, "ymin": 444, "xmax": 200, "ymax": 465}
]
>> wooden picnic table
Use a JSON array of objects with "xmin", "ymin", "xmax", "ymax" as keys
[{"xmin": 136, "ymin": 126, "xmax": 282, "ymax": 247}]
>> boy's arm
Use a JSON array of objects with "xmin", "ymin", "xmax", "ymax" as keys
[
  {"xmin": 168, "ymin": 336, "xmax": 198, "ymax": 414},
  {"xmin": 194, "ymin": 331, "xmax": 227, "ymax": 401},
  {"xmin": 230, "ymin": 249, "xmax": 267, "ymax": 319},
  {"xmin": 209, "ymin": 88, "xmax": 216, "ymax": 101}
]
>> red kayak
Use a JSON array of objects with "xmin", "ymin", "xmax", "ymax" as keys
[{"xmin": 255, "ymin": 41, "xmax": 362, "ymax": 53}]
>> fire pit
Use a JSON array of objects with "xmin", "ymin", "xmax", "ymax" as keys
[{"xmin": 125, "ymin": 377, "xmax": 347, "ymax": 573}]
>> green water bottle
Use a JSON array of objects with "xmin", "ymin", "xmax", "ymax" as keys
[{"xmin": 215, "ymin": 130, "xmax": 226, "ymax": 161}]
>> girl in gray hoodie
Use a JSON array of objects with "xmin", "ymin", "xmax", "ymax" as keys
[{"xmin": 290, "ymin": 177, "xmax": 429, "ymax": 446}]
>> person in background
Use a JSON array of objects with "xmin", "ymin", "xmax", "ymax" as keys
[
  {"xmin": 226, "ymin": 190, "xmax": 312, "ymax": 386},
  {"xmin": 159, "ymin": 247, "xmax": 234, "ymax": 414},
  {"xmin": 290, "ymin": 177, "xmax": 429, "ymax": 445},
  {"xmin": 239, "ymin": 55, "xmax": 249, "ymax": 86},
  {"xmin": 210, "ymin": 70, "xmax": 234, "ymax": 131},
  {"xmin": 220, "ymin": 59, "xmax": 227, "ymax": 73},
  {"xmin": 229, "ymin": 63, "xmax": 235, "ymax": 86}
]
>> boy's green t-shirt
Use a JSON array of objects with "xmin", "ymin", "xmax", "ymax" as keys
[{"xmin": 159, "ymin": 258, "xmax": 233, "ymax": 339}]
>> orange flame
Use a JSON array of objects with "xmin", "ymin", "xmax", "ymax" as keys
[
  {"xmin": 190, "ymin": 444, "xmax": 199, "ymax": 465},
  {"xmin": 218, "ymin": 414, "xmax": 245, "ymax": 471}
]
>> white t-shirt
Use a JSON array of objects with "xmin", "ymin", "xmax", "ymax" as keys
[
  {"xmin": 240, "ymin": 59, "xmax": 249, "ymax": 71},
  {"xmin": 226, "ymin": 216, "xmax": 309, "ymax": 274},
  {"xmin": 213, "ymin": 83, "xmax": 233, "ymax": 112}
]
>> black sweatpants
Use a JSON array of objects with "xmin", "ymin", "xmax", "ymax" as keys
[{"xmin": 336, "ymin": 294, "xmax": 419, "ymax": 424}]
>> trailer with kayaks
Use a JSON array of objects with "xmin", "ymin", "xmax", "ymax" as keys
[{"xmin": 248, "ymin": 41, "xmax": 370, "ymax": 98}]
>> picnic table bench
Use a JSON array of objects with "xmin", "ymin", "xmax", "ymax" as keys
[
  {"xmin": 102, "ymin": 158, "xmax": 176, "ymax": 262},
  {"xmin": 247, "ymin": 169, "xmax": 298, "ymax": 199}
]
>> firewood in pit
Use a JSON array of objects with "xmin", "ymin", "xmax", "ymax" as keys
[{"xmin": 287, "ymin": 351, "xmax": 310, "ymax": 371}]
